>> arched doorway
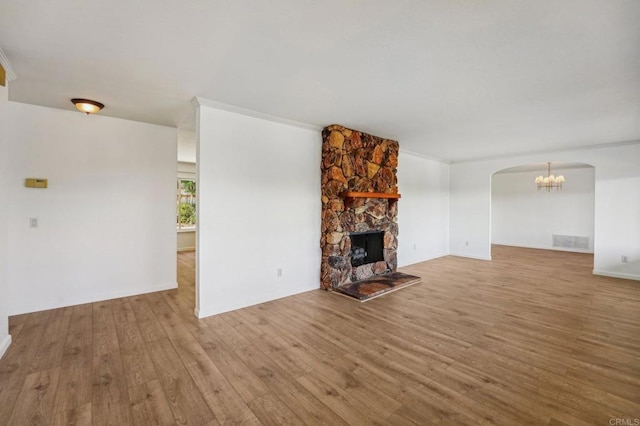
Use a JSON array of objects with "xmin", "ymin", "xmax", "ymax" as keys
[{"xmin": 490, "ymin": 162, "xmax": 595, "ymax": 262}]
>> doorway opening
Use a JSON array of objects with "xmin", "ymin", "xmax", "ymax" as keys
[
  {"xmin": 490, "ymin": 162, "xmax": 595, "ymax": 268},
  {"xmin": 177, "ymin": 128, "xmax": 197, "ymax": 310}
]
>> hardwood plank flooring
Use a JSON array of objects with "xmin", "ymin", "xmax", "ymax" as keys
[{"xmin": 0, "ymin": 245, "xmax": 639, "ymax": 424}]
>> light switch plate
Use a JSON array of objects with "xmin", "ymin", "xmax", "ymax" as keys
[{"xmin": 25, "ymin": 178, "xmax": 48, "ymax": 188}]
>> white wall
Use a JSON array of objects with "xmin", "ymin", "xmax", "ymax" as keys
[
  {"xmin": 6, "ymin": 102, "xmax": 177, "ymax": 314},
  {"xmin": 177, "ymin": 161, "xmax": 196, "ymax": 178},
  {"xmin": 450, "ymin": 142, "xmax": 640, "ymax": 280},
  {"xmin": 492, "ymin": 167, "xmax": 595, "ymax": 252},
  {"xmin": 196, "ymin": 104, "xmax": 321, "ymax": 317},
  {"xmin": 177, "ymin": 231, "xmax": 196, "ymax": 251},
  {"xmin": 397, "ymin": 152, "xmax": 449, "ymax": 266},
  {"xmin": 177, "ymin": 128, "xmax": 196, "ymax": 163},
  {"xmin": 0, "ymin": 82, "xmax": 10, "ymax": 358}
]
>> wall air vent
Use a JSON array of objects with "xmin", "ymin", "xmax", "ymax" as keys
[{"xmin": 552, "ymin": 234, "xmax": 589, "ymax": 250}]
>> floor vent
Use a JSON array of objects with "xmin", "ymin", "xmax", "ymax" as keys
[{"xmin": 552, "ymin": 234, "xmax": 589, "ymax": 250}]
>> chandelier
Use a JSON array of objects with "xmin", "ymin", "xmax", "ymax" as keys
[{"xmin": 535, "ymin": 162, "xmax": 565, "ymax": 191}]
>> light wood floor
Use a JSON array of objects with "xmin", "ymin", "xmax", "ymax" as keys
[{"xmin": 1, "ymin": 246, "xmax": 639, "ymax": 425}]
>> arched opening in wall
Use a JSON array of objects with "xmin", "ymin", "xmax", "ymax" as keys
[{"xmin": 490, "ymin": 162, "xmax": 595, "ymax": 269}]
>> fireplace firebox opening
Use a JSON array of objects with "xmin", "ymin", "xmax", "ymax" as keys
[{"xmin": 350, "ymin": 231, "xmax": 384, "ymax": 267}]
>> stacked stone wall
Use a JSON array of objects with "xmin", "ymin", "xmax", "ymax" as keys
[{"xmin": 320, "ymin": 125, "xmax": 399, "ymax": 290}]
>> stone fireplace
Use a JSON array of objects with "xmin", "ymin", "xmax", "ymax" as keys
[{"xmin": 320, "ymin": 124, "xmax": 400, "ymax": 290}]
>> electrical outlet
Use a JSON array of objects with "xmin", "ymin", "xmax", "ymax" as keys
[
  {"xmin": 621, "ymin": 256, "xmax": 628, "ymax": 263},
  {"xmin": 465, "ymin": 241, "xmax": 469, "ymax": 247},
  {"xmin": 277, "ymin": 267, "xmax": 283, "ymax": 277},
  {"xmin": 30, "ymin": 218, "xmax": 38, "ymax": 228},
  {"xmin": 413, "ymin": 243, "xmax": 417, "ymax": 251}
]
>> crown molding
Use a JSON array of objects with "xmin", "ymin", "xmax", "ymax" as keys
[
  {"xmin": 0, "ymin": 48, "xmax": 18, "ymax": 81},
  {"xmin": 192, "ymin": 97, "xmax": 322, "ymax": 131},
  {"xmin": 451, "ymin": 139, "xmax": 640, "ymax": 164},
  {"xmin": 399, "ymin": 148, "xmax": 450, "ymax": 164}
]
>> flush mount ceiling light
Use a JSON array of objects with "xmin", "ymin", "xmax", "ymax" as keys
[
  {"xmin": 71, "ymin": 98, "xmax": 104, "ymax": 115},
  {"xmin": 535, "ymin": 162, "xmax": 565, "ymax": 191}
]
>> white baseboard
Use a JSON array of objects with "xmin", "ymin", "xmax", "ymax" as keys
[
  {"xmin": 449, "ymin": 252, "xmax": 492, "ymax": 261},
  {"xmin": 593, "ymin": 270, "xmax": 640, "ymax": 281},
  {"xmin": 9, "ymin": 282, "xmax": 179, "ymax": 316},
  {"xmin": 492, "ymin": 242, "xmax": 593, "ymax": 254},
  {"xmin": 0, "ymin": 334, "xmax": 12, "ymax": 360},
  {"xmin": 398, "ymin": 252, "xmax": 449, "ymax": 268},
  {"xmin": 196, "ymin": 287, "xmax": 318, "ymax": 319}
]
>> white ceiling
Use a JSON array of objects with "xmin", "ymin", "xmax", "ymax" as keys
[{"xmin": 1, "ymin": 0, "xmax": 639, "ymax": 162}]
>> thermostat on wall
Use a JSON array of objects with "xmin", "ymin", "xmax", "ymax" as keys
[{"xmin": 25, "ymin": 178, "xmax": 48, "ymax": 188}]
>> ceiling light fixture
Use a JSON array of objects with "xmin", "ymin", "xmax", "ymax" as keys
[
  {"xmin": 535, "ymin": 162, "xmax": 565, "ymax": 191},
  {"xmin": 71, "ymin": 98, "xmax": 104, "ymax": 115}
]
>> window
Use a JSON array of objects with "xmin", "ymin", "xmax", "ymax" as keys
[{"xmin": 177, "ymin": 179, "xmax": 196, "ymax": 230}]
